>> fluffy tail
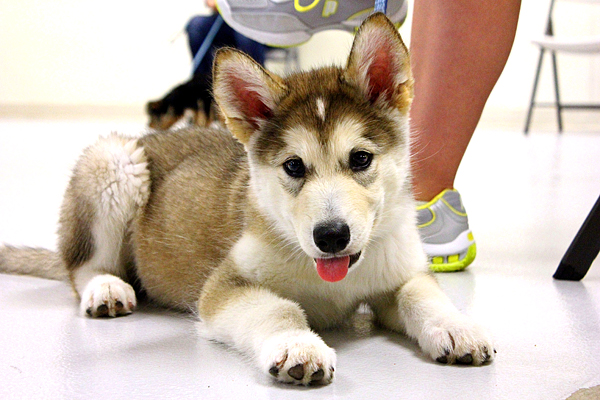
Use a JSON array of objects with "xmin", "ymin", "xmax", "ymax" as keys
[{"xmin": 0, "ymin": 245, "xmax": 69, "ymax": 281}]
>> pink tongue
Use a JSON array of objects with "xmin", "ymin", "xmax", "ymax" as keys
[{"xmin": 316, "ymin": 256, "xmax": 350, "ymax": 282}]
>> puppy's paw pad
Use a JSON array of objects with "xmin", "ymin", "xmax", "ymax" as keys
[
  {"xmin": 261, "ymin": 331, "xmax": 336, "ymax": 385},
  {"xmin": 81, "ymin": 274, "xmax": 136, "ymax": 318},
  {"xmin": 420, "ymin": 315, "xmax": 495, "ymax": 366}
]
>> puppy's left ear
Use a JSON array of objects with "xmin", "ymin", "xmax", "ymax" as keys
[
  {"xmin": 213, "ymin": 48, "xmax": 287, "ymax": 144},
  {"xmin": 344, "ymin": 12, "xmax": 413, "ymax": 114}
]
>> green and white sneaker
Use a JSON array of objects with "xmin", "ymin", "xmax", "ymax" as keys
[
  {"xmin": 215, "ymin": 0, "xmax": 408, "ymax": 46},
  {"xmin": 417, "ymin": 189, "xmax": 477, "ymax": 272}
]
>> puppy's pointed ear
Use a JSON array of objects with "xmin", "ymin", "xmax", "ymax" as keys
[
  {"xmin": 213, "ymin": 48, "xmax": 287, "ymax": 144},
  {"xmin": 344, "ymin": 13, "xmax": 413, "ymax": 113}
]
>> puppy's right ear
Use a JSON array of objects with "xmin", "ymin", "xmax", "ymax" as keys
[{"xmin": 213, "ymin": 48, "xmax": 287, "ymax": 144}]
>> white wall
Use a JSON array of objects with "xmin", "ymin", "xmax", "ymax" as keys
[
  {"xmin": 0, "ymin": 0, "xmax": 210, "ymax": 107},
  {"xmin": 297, "ymin": 0, "xmax": 600, "ymax": 110},
  {"xmin": 490, "ymin": 0, "xmax": 600, "ymax": 108},
  {"xmin": 1, "ymin": 0, "xmax": 599, "ymax": 115}
]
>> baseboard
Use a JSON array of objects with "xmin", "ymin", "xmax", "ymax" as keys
[
  {"xmin": 478, "ymin": 106, "xmax": 600, "ymax": 133},
  {"xmin": 0, "ymin": 104, "xmax": 146, "ymax": 121},
  {"xmin": 1, "ymin": 103, "xmax": 598, "ymax": 133}
]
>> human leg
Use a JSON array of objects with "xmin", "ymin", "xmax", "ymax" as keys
[
  {"xmin": 409, "ymin": 0, "xmax": 520, "ymax": 270},
  {"xmin": 186, "ymin": 15, "xmax": 219, "ymax": 55},
  {"xmin": 409, "ymin": 0, "xmax": 521, "ymax": 202},
  {"xmin": 186, "ymin": 15, "xmax": 234, "ymax": 75}
]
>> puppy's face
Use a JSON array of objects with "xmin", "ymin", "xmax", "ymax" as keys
[{"xmin": 213, "ymin": 13, "xmax": 413, "ymax": 282}]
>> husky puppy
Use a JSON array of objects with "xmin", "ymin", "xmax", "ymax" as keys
[{"xmin": 0, "ymin": 13, "xmax": 494, "ymax": 385}]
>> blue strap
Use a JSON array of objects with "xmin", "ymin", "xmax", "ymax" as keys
[
  {"xmin": 373, "ymin": 0, "xmax": 387, "ymax": 13},
  {"xmin": 191, "ymin": 15, "xmax": 224, "ymax": 75}
]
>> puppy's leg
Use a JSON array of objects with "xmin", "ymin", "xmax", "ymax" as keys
[
  {"xmin": 370, "ymin": 273, "xmax": 495, "ymax": 365},
  {"xmin": 198, "ymin": 267, "xmax": 336, "ymax": 386},
  {"xmin": 59, "ymin": 134, "xmax": 150, "ymax": 317}
]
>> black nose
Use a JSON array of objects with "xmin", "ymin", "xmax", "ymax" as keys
[{"xmin": 313, "ymin": 221, "xmax": 351, "ymax": 254}]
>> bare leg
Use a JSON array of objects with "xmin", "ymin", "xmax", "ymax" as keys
[{"xmin": 410, "ymin": 0, "xmax": 521, "ymax": 201}]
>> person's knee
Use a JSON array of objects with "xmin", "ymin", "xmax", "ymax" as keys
[{"xmin": 186, "ymin": 15, "xmax": 216, "ymax": 37}]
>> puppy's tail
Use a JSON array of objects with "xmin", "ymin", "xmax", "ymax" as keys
[{"xmin": 0, "ymin": 245, "xmax": 68, "ymax": 281}]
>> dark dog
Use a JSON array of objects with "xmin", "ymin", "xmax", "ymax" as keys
[{"xmin": 146, "ymin": 72, "xmax": 214, "ymax": 130}]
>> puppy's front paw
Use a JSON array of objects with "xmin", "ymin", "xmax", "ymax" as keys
[
  {"xmin": 260, "ymin": 330, "xmax": 336, "ymax": 386},
  {"xmin": 419, "ymin": 314, "xmax": 495, "ymax": 365},
  {"xmin": 80, "ymin": 274, "xmax": 137, "ymax": 318}
]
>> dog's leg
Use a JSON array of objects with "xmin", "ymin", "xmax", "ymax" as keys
[
  {"xmin": 59, "ymin": 134, "xmax": 150, "ymax": 317},
  {"xmin": 370, "ymin": 273, "xmax": 495, "ymax": 365},
  {"xmin": 198, "ymin": 266, "xmax": 336, "ymax": 386}
]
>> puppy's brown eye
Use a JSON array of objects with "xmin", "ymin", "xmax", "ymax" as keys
[
  {"xmin": 283, "ymin": 158, "xmax": 306, "ymax": 178},
  {"xmin": 350, "ymin": 151, "xmax": 372, "ymax": 171}
]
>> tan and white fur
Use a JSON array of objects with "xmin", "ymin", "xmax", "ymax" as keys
[{"xmin": 0, "ymin": 13, "xmax": 494, "ymax": 386}]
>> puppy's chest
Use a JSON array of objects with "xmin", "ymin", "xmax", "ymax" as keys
[
  {"xmin": 233, "ymin": 233, "xmax": 409, "ymax": 323},
  {"xmin": 274, "ymin": 279, "xmax": 370, "ymax": 328},
  {"xmin": 258, "ymin": 261, "xmax": 389, "ymax": 319}
]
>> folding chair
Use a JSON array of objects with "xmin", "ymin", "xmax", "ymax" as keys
[{"xmin": 524, "ymin": 0, "xmax": 600, "ymax": 133}]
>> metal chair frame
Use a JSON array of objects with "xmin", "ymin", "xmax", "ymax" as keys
[
  {"xmin": 554, "ymin": 194, "xmax": 600, "ymax": 280},
  {"xmin": 524, "ymin": 0, "xmax": 600, "ymax": 134}
]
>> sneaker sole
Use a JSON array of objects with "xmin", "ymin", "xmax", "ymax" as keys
[
  {"xmin": 421, "ymin": 230, "xmax": 475, "ymax": 257},
  {"xmin": 429, "ymin": 242, "xmax": 477, "ymax": 272},
  {"xmin": 216, "ymin": 0, "xmax": 408, "ymax": 47}
]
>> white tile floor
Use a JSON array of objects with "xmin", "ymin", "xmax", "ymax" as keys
[{"xmin": 1, "ymin": 118, "xmax": 599, "ymax": 400}]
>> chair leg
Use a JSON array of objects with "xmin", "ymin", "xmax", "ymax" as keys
[
  {"xmin": 524, "ymin": 48, "xmax": 545, "ymax": 134},
  {"xmin": 550, "ymin": 50, "xmax": 563, "ymax": 133},
  {"xmin": 283, "ymin": 50, "xmax": 292, "ymax": 75},
  {"xmin": 285, "ymin": 48, "xmax": 300, "ymax": 75},
  {"xmin": 292, "ymin": 48, "xmax": 300, "ymax": 72},
  {"xmin": 554, "ymin": 194, "xmax": 600, "ymax": 281}
]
